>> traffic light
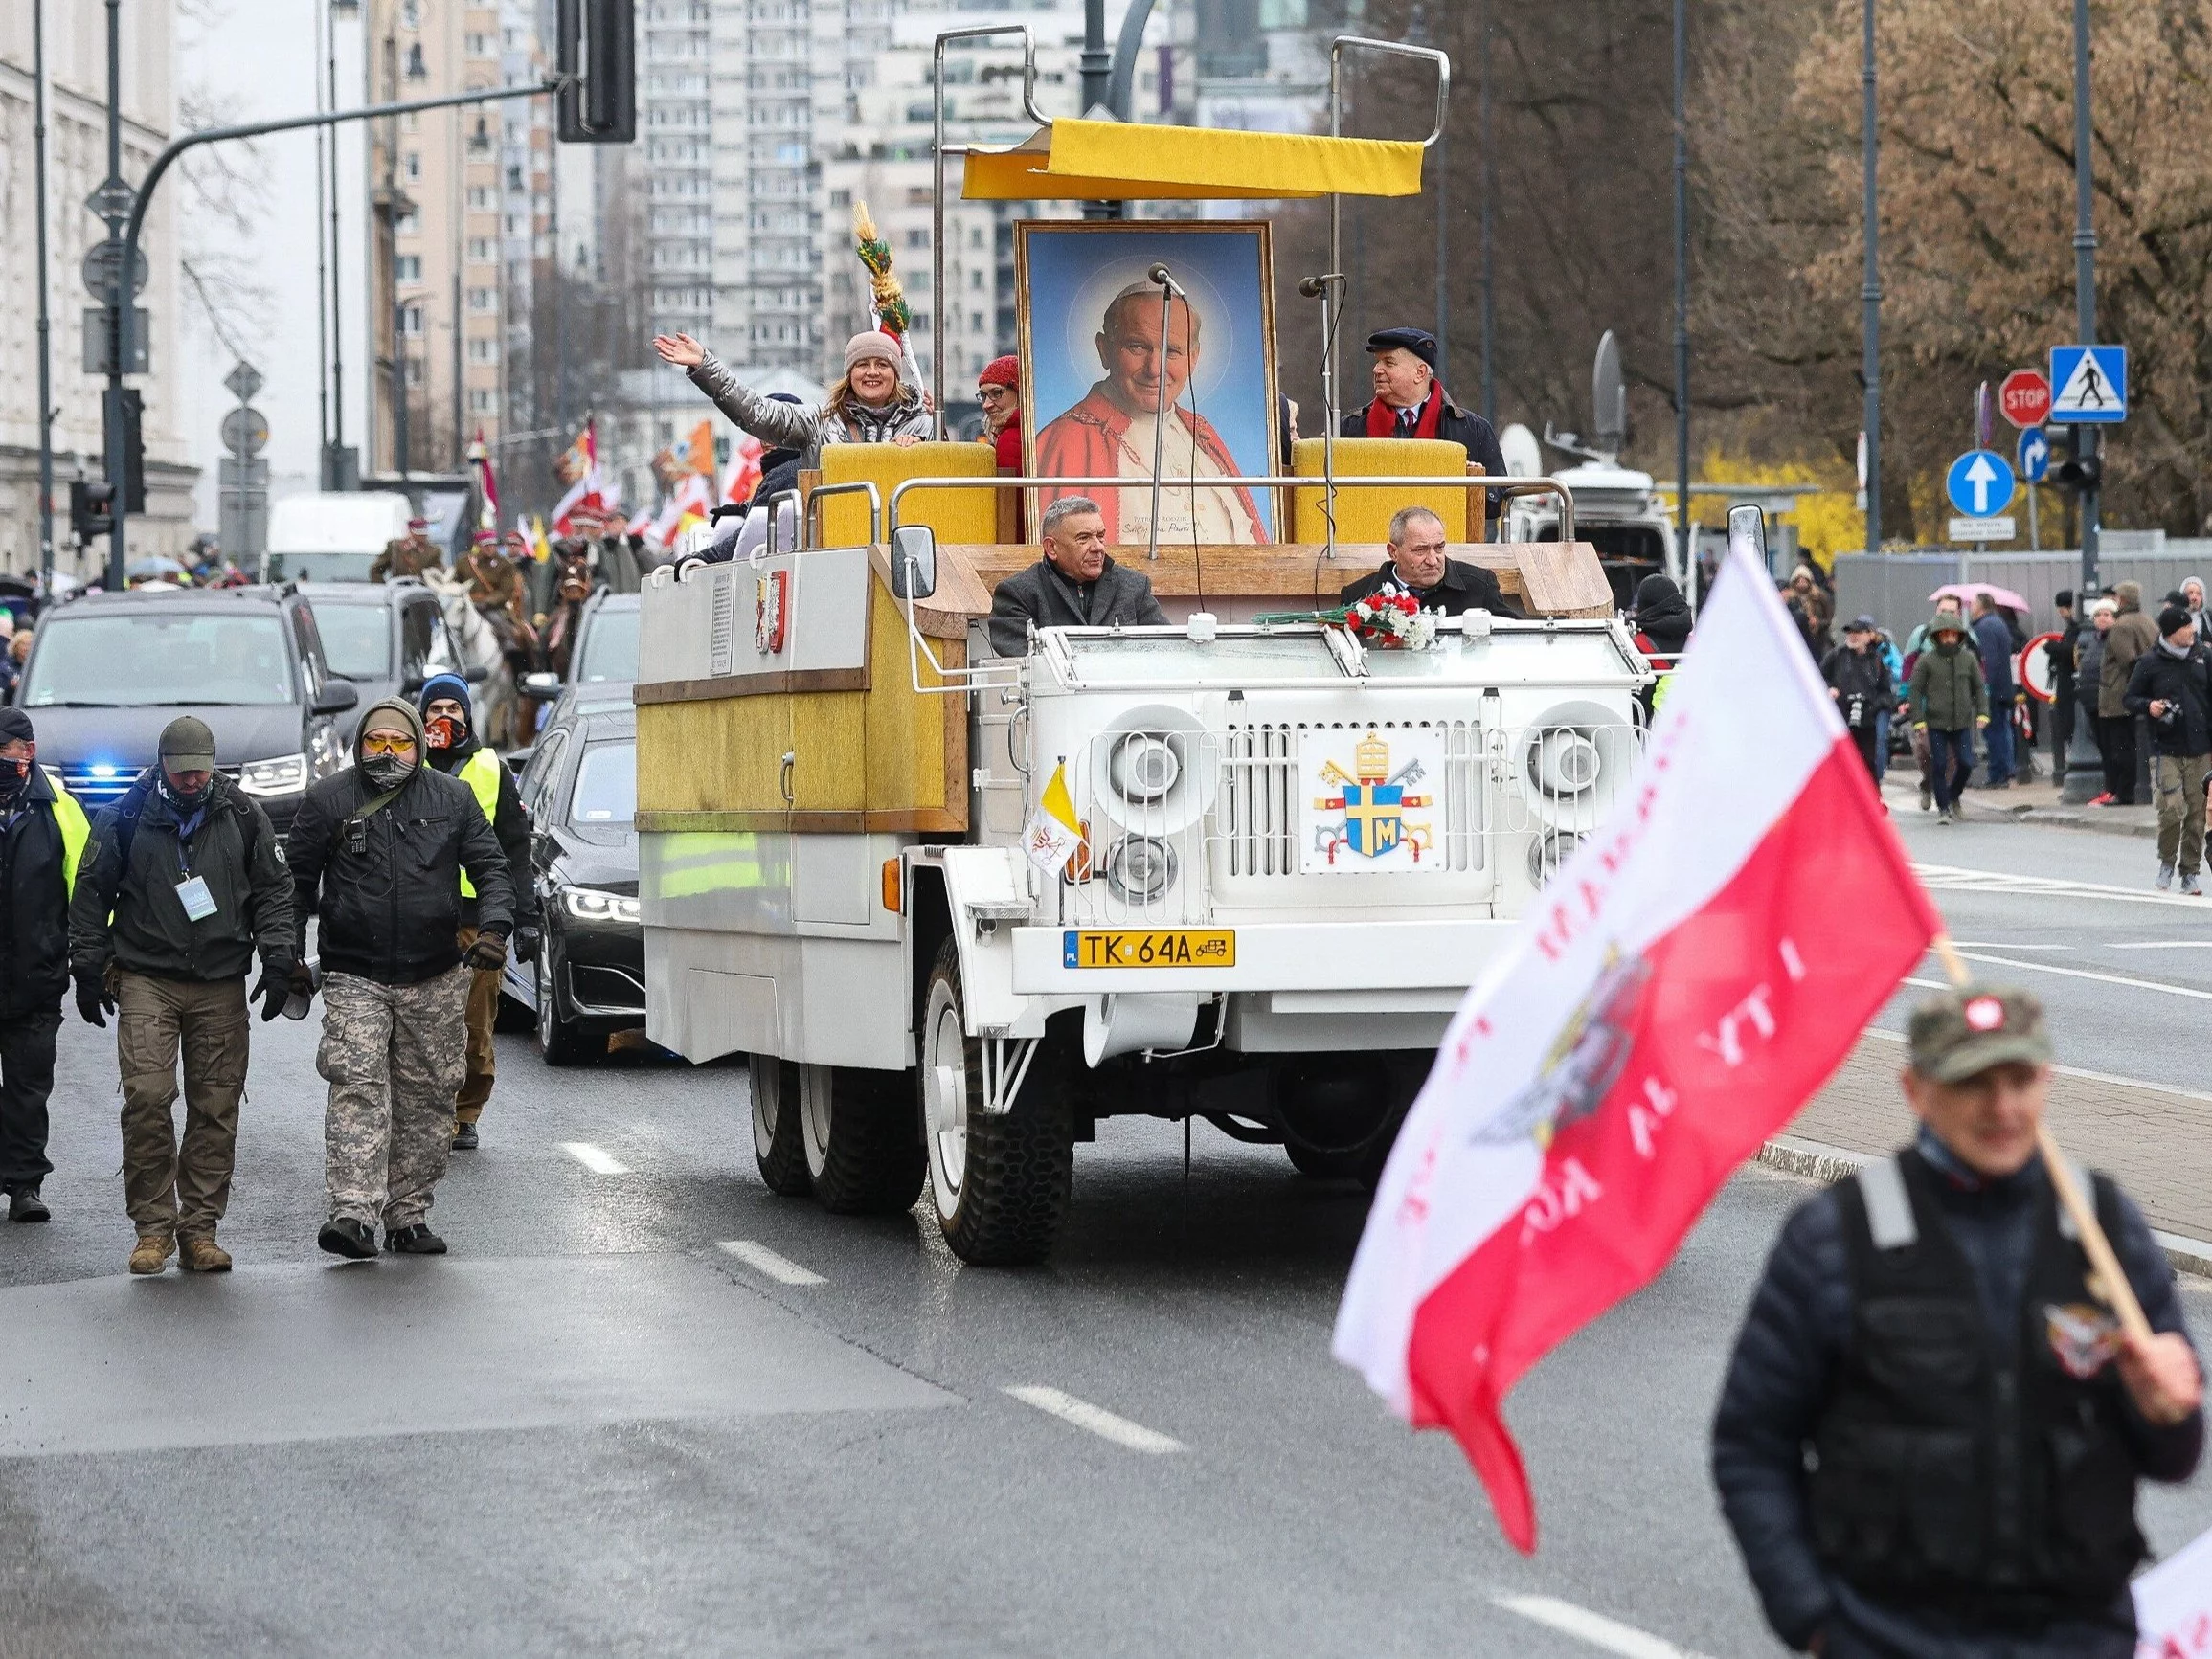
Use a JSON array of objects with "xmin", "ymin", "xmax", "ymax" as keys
[
  {"xmin": 556, "ymin": 0, "xmax": 634, "ymax": 144},
  {"xmin": 2049, "ymin": 428, "xmax": 2103, "ymax": 493},
  {"xmin": 71, "ymin": 481, "xmax": 115, "ymax": 543},
  {"xmin": 120, "ymin": 389, "xmax": 147, "ymax": 513}
]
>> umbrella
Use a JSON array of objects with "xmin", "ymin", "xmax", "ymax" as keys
[{"xmin": 1929, "ymin": 581, "xmax": 2029, "ymax": 612}]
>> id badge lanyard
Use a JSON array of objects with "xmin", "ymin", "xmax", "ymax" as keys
[{"xmin": 174, "ymin": 810, "xmax": 217, "ymax": 923}]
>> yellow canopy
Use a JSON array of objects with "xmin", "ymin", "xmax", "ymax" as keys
[{"xmin": 960, "ymin": 118, "xmax": 1425, "ymax": 202}]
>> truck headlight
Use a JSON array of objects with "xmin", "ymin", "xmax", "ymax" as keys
[
  {"xmin": 563, "ymin": 886, "xmax": 643, "ymax": 923},
  {"xmin": 1108, "ymin": 732, "xmax": 1181, "ymax": 803},
  {"xmin": 237, "ymin": 753, "xmax": 309, "ymax": 796},
  {"xmin": 1105, "ymin": 835, "xmax": 1177, "ymax": 903}
]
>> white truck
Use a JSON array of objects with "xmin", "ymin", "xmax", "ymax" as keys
[{"xmin": 261, "ymin": 491, "xmax": 416, "ymax": 583}]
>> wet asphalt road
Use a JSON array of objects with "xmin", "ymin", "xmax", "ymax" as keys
[{"xmin": 0, "ymin": 842, "xmax": 2206, "ymax": 1659}]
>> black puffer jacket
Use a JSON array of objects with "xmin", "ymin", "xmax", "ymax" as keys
[
  {"xmin": 1711, "ymin": 1143, "xmax": 2201, "ymax": 1657},
  {"xmin": 2123, "ymin": 639, "xmax": 2212, "ymax": 759},
  {"xmin": 287, "ymin": 700, "xmax": 514, "ymax": 985},
  {"xmin": 1, "ymin": 768, "xmax": 77, "ymax": 1018},
  {"xmin": 68, "ymin": 770, "xmax": 294, "ymax": 985}
]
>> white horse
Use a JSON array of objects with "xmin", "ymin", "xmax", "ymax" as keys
[{"xmin": 422, "ymin": 569, "xmax": 520, "ymax": 748}]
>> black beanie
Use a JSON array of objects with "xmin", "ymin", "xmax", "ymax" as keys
[
  {"xmin": 0, "ymin": 708, "xmax": 33, "ymax": 746},
  {"xmin": 2159, "ymin": 604, "xmax": 2194, "ymax": 639}
]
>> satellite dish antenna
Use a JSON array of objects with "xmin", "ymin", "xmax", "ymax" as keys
[
  {"xmin": 1591, "ymin": 330, "xmax": 1626, "ymax": 462},
  {"xmin": 1499, "ymin": 423, "xmax": 1543, "ymax": 480}
]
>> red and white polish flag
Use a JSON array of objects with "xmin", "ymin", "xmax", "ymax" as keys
[{"xmin": 1332, "ymin": 536, "xmax": 1941, "ymax": 1553}]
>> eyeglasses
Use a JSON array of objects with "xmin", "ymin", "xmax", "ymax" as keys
[{"xmin": 361, "ymin": 731, "xmax": 417, "ymax": 756}]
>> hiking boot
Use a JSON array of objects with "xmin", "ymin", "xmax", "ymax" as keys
[
  {"xmin": 7, "ymin": 1185, "xmax": 49, "ymax": 1223},
  {"xmin": 2158, "ymin": 863, "xmax": 2176, "ymax": 890},
  {"xmin": 317, "ymin": 1217, "xmax": 378, "ymax": 1260},
  {"xmin": 1919, "ymin": 782, "xmax": 1932, "ymax": 811},
  {"xmin": 178, "ymin": 1234, "xmax": 232, "ymax": 1272},
  {"xmin": 129, "ymin": 1233, "xmax": 174, "ymax": 1275},
  {"xmin": 451, "ymin": 1120, "xmax": 479, "ymax": 1151},
  {"xmin": 2186, "ymin": 874, "xmax": 2204, "ymax": 897},
  {"xmin": 384, "ymin": 1223, "xmax": 447, "ymax": 1256}
]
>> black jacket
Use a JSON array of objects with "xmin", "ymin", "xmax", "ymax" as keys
[
  {"xmin": 68, "ymin": 772, "xmax": 294, "ymax": 985},
  {"xmin": 1342, "ymin": 392, "xmax": 1508, "ymax": 521},
  {"xmin": 1340, "ymin": 557, "xmax": 1524, "ymax": 617},
  {"xmin": 287, "ymin": 762, "xmax": 515, "ymax": 986},
  {"xmin": 0, "ymin": 769, "xmax": 76, "ymax": 1019},
  {"xmin": 988, "ymin": 555, "xmax": 1166, "ymax": 657},
  {"xmin": 428, "ymin": 736, "xmax": 538, "ymax": 929},
  {"xmin": 1820, "ymin": 643, "xmax": 1892, "ymax": 729},
  {"xmin": 2047, "ymin": 619, "xmax": 2081, "ymax": 695},
  {"xmin": 2122, "ymin": 640, "xmax": 2212, "ymax": 759},
  {"xmin": 1712, "ymin": 1141, "xmax": 2201, "ymax": 1657}
]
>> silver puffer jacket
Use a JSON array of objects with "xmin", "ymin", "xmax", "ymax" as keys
[{"xmin": 684, "ymin": 349, "xmax": 935, "ymax": 469}]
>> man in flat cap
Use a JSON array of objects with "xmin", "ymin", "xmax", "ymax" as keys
[
  {"xmin": 1343, "ymin": 327, "xmax": 1509, "ymax": 533},
  {"xmin": 1713, "ymin": 985, "xmax": 2202, "ymax": 1658}
]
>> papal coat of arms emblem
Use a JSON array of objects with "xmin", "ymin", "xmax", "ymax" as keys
[{"xmin": 1300, "ymin": 729, "xmax": 1443, "ymax": 872}]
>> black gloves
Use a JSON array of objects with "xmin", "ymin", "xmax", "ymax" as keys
[
  {"xmin": 464, "ymin": 931, "xmax": 510, "ymax": 972},
  {"xmin": 252, "ymin": 963, "xmax": 290, "ymax": 1023},
  {"xmin": 510, "ymin": 926, "xmax": 541, "ymax": 964},
  {"xmin": 74, "ymin": 970, "xmax": 114, "ymax": 1029}
]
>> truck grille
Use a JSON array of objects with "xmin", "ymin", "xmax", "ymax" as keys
[{"xmin": 1221, "ymin": 720, "xmax": 1487, "ymax": 875}]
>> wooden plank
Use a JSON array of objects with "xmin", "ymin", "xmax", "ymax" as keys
[{"xmin": 634, "ymin": 666, "xmax": 869, "ymax": 705}]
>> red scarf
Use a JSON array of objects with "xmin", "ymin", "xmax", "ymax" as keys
[{"xmin": 1365, "ymin": 385, "xmax": 1445, "ymax": 440}]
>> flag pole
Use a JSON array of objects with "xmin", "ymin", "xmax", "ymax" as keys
[{"xmin": 1928, "ymin": 934, "xmax": 2153, "ymax": 1341}]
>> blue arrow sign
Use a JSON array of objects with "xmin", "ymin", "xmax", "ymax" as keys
[
  {"xmin": 1946, "ymin": 449, "xmax": 2016, "ymax": 519},
  {"xmin": 2049, "ymin": 345, "xmax": 2128, "ymax": 423},
  {"xmin": 2018, "ymin": 426, "xmax": 2050, "ymax": 483}
]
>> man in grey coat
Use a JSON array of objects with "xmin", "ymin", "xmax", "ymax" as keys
[{"xmin": 987, "ymin": 495, "xmax": 1168, "ymax": 656}]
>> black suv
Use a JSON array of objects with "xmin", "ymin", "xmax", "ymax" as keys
[
  {"xmin": 12, "ymin": 585, "xmax": 358, "ymax": 832},
  {"xmin": 297, "ymin": 578, "xmax": 473, "ymax": 741}
]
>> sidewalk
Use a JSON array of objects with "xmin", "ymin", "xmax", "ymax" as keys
[
  {"xmin": 1881, "ymin": 771, "xmax": 2159, "ymax": 840},
  {"xmin": 1768, "ymin": 1030, "xmax": 2212, "ymax": 1275}
]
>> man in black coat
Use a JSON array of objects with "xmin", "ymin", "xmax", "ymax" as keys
[
  {"xmin": 1821, "ymin": 616, "xmax": 1893, "ymax": 780},
  {"xmin": 2046, "ymin": 590, "xmax": 2079, "ymax": 774},
  {"xmin": 1341, "ymin": 327, "xmax": 1508, "ymax": 532},
  {"xmin": 0, "ymin": 709, "xmax": 89, "ymax": 1224},
  {"xmin": 288, "ymin": 698, "xmax": 514, "ymax": 1260},
  {"xmin": 987, "ymin": 494, "xmax": 1166, "ymax": 657},
  {"xmin": 2123, "ymin": 603, "xmax": 2212, "ymax": 895},
  {"xmin": 1339, "ymin": 505, "xmax": 1524, "ymax": 617},
  {"xmin": 1712, "ymin": 986, "xmax": 2201, "ymax": 1659}
]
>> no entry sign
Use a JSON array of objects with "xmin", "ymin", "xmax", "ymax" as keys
[{"xmin": 2000, "ymin": 369, "xmax": 2052, "ymax": 430}]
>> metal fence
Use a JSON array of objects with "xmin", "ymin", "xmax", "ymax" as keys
[{"xmin": 1833, "ymin": 541, "xmax": 2212, "ymax": 642}]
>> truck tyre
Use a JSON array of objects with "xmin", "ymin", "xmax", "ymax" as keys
[
  {"xmin": 919, "ymin": 940, "xmax": 1072, "ymax": 1267},
  {"xmin": 801, "ymin": 1064, "xmax": 926, "ymax": 1216},
  {"xmin": 749, "ymin": 1054, "xmax": 811, "ymax": 1198},
  {"xmin": 1285, "ymin": 1141, "xmax": 1365, "ymax": 1181}
]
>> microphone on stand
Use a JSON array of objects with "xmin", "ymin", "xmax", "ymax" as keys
[
  {"xmin": 1298, "ymin": 272, "xmax": 1346, "ymax": 298},
  {"xmin": 1146, "ymin": 262, "xmax": 1187, "ymax": 298}
]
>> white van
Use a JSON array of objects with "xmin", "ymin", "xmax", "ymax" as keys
[{"xmin": 262, "ymin": 492, "xmax": 416, "ymax": 583}]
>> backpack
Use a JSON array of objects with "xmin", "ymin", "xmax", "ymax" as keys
[{"xmin": 108, "ymin": 771, "xmax": 260, "ymax": 873}]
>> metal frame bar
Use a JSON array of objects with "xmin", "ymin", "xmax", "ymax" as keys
[
  {"xmin": 981, "ymin": 1035, "xmax": 1042, "ymax": 1115},
  {"xmin": 1327, "ymin": 37, "xmax": 1451, "ymax": 401},
  {"xmin": 802, "ymin": 480, "xmax": 883, "ymax": 549},
  {"xmin": 758, "ymin": 488, "xmax": 802, "ymax": 561}
]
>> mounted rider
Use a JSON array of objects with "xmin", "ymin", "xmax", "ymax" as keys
[
  {"xmin": 370, "ymin": 518, "xmax": 441, "ymax": 583},
  {"xmin": 460, "ymin": 530, "xmax": 527, "ymax": 660}
]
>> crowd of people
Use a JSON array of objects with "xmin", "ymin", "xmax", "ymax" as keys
[{"xmin": 0, "ymin": 678, "xmax": 532, "ymax": 1267}]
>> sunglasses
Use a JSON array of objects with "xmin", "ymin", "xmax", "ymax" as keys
[{"xmin": 361, "ymin": 731, "xmax": 418, "ymax": 756}]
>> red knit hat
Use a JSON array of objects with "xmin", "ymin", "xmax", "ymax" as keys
[{"xmin": 977, "ymin": 354, "xmax": 1019, "ymax": 391}]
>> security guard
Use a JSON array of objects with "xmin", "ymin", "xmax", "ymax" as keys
[
  {"xmin": 1712, "ymin": 986, "xmax": 2203, "ymax": 1658},
  {"xmin": 69, "ymin": 717, "xmax": 296, "ymax": 1274},
  {"xmin": 0, "ymin": 709, "xmax": 89, "ymax": 1222},
  {"xmin": 418, "ymin": 673, "xmax": 536, "ymax": 1148}
]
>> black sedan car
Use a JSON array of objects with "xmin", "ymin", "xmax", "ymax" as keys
[
  {"xmin": 11, "ymin": 585, "xmax": 357, "ymax": 832},
  {"xmin": 501, "ymin": 703, "xmax": 641, "ymax": 1064},
  {"xmin": 297, "ymin": 578, "xmax": 472, "ymax": 740}
]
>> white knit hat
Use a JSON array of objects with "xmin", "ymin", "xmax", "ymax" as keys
[{"xmin": 844, "ymin": 330, "xmax": 902, "ymax": 372}]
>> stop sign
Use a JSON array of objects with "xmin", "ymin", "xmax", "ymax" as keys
[{"xmin": 2000, "ymin": 369, "xmax": 2052, "ymax": 429}]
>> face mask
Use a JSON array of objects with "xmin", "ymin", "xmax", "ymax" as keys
[
  {"xmin": 360, "ymin": 752, "xmax": 417, "ymax": 793},
  {"xmin": 158, "ymin": 772, "xmax": 209, "ymax": 812},
  {"xmin": 0, "ymin": 755, "xmax": 29, "ymax": 800},
  {"xmin": 425, "ymin": 714, "xmax": 464, "ymax": 751}
]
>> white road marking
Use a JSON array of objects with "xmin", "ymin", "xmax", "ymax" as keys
[
  {"xmin": 1948, "ymin": 941, "xmax": 2073, "ymax": 950},
  {"xmin": 1864, "ymin": 1025, "xmax": 2212, "ymax": 1108},
  {"xmin": 716, "ymin": 1240, "xmax": 825, "ymax": 1286},
  {"xmin": 1952, "ymin": 949, "xmax": 2212, "ymax": 1003},
  {"xmin": 1914, "ymin": 862, "xmax": 2203, "ymax": 909},
  {"xmin": 1002, "ymin": 1386, "xmax": 1185, "ymax": 1454},
  {"xmin": 560, "ymin": 1141, "xmax": 631, "ymax": 1175},
  {"xmin": 1494, "ymin": 1593, "xmax": 1712, "ymax": 1659},
  {"xmin": 2110, "ymin": 940, "xmax": 2212, "ymax": 950}
]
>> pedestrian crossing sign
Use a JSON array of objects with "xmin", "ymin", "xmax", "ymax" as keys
[{"xmin": 2048, "ymin": 346, "xmax": 2127, "ymax": 424}]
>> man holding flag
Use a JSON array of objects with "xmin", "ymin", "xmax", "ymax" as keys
[{"xmin": 1711, "ymin": 986, "xmax": 2201, "ymax": 1658}]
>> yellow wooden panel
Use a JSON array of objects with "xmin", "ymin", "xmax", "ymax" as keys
[
  {"xmin": 637, "ymin": 698, "xmax": 788, "ymax": 816},
  {"xmin": 1288, "ymin": 437, "xmax": 1467, "ymax": 543},
  {"xmin": 788, "ymin": 692, "xmax": 868, "ymax": 812},
  {"xmin": 860, "ymin": 579, "xmax": 967, "ymax": 823},
  {"xmin": 819, "ymin": 441, "xmax": 1000, "ymax": 549}
]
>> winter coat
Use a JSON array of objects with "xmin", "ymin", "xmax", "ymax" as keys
[
  {"xmin": 987, "ymin": 555, "xmax": 1166, "ymax": 657},
  {"xmin": 1, "ymin": 768, "xmax": 79, "ymax": 1019},
  {"xmin": 1820, "ymin": 643, "xmax": 1891, "ymax": 729},
  {"xmin": 1630, "ymin": 573, "xmax": 1691, "ymax": 655},
  {"xmin": 2048, "ymin": 619, "xmax": 2081, "ymax": 695},
  {"xmin": 684, "ymin": 350, "xmax": 934, "ymax": 472},
  {"xmin": 1340, "ymin": 557, "xmax": 1522, "ymax": 617},
  {"xmin": 2123, "ymin": 640, "xmax": 2212, "ymax": 759},
  {"xmin": 1907, "ymin": 639, "xmax": 1988, "ymax": 731},
  {"xmin": 2076, "ymin": 626, "xmax": 2108, "ymax": 706},
  {"xmin": 427, "ymin": 733, "xmax": 538, "ymax": 930},
  {"xmin": 68, "ymin": 771, "xmax": 294, "ymax": 986},
  {"xmin": 287, "ymin": 701, "xmax": 514, "ymax": 986},
  {"xmin": 2103, "ymin": 604, "xmax": 2158, "ymax": 718},
  {"xmin": 1971, "ymin": 611, "xmax": 2017, "ymax": 701},
  {"xmin": 1710, "ymin": 1141, "xmax": 2201, "ymax": 1659}
]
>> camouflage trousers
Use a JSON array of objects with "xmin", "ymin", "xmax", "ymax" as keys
[
  {"xmin": 317, "ymin": 965, "xmax": 469, "ymax": 1231},
  {"xmin": 116, "ymin": 973, "xmax": 249, "ymax": 1240}
]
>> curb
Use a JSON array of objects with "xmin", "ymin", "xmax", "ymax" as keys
[
  {"xmin": 1882, "ymin": 787, "xmax": 2160, "ymax": 840},
  {"xmin": 1755, "ymin": 1135, "xmax": 2212, "ymax": 1281}
]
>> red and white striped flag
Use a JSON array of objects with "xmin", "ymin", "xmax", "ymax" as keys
[{"xmin": 1333, "ymin": 535, "xmax": 1940, "ymax": 1553}]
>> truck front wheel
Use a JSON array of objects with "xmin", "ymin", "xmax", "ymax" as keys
[
  {"xmin": 920, "ymin": 940, "xmax": 1072, "ymax": 1266},
  {"xmin": 801, "ymin": 1063, "xmax": 926, "ymax": 1216},
  {"xmin": 748, "ymin": 1054, "xmax": 811, "ymax": 1198}
]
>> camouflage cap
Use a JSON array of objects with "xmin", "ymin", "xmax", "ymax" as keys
[{"xmin": 1908, "ymin": 985, "xmax": 2052, "ymax": 1083}]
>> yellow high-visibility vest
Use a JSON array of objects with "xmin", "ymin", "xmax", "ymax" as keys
[
  {"xmin": 456, "ymin": 747, "xmax": 502, "ymax": 899},
  {"xmin": 45, "ymin": 773, "xmax": 90, "ymax": 901}
]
